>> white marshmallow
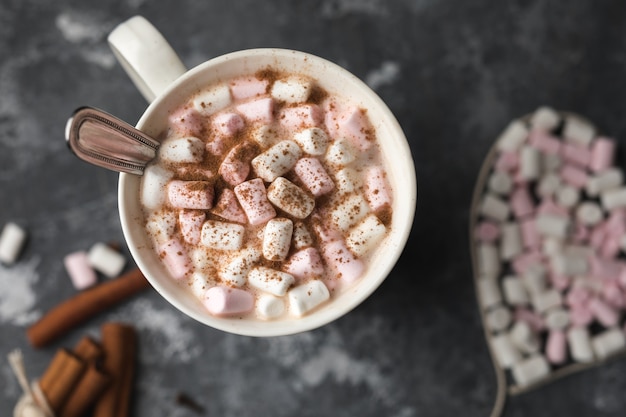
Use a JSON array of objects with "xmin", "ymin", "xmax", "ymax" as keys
[
  {"xmin": 200, "ymin": 221, "xmax": 245, "ymax": 251},
  {"xmin": 250, "ymin": 124, "xmax": 279, "ymax": 149},
  {"xmin": 266, "ymin": 177, "xmax": 315, "ymax": 219},
  {"xmin": 536, "ymin": 173, "xmax": 561, "ymax": 197},
  {"xmin": 511, "ymin": 354, "xmax": 550, "ymax": 387},
  {"xmin": 293, "ymin": 128, "xmax": 329, "ymax": 155},
  {"xmin": 530, "ymin": 106, "xmax": 560, "ymax": 131},
  {"xmin": 87, "ymin": 242, "xmax": 126, "ymax": 278},
  {"xmin": 500, "ymin": 223, "xmax": 522, "ymax": 261},
  {"xmin": 477, "ymin": 277, "xmax": 502, "ymax": 309},
  {"xmin": 0, "ymin": 222, "xmax": 27, "ymax": 265},
  {"xmin": 334, "ymin": 167, "xmax": 362, "ymax": 194},
  {"xmin": 193, "ymin": 84, "xmax": 232, "ymax": 115},
  {"xmin": 567, "ymin": 327, "xmax": 595, "ymax": 363},
  {"xmin": 551, "ymin": 254, "xmax": 587, "ymax": 276},
  {"xmin": 292, "ymin": 222, "xmax": 313, "ymax": 250},
  {"xmin": 491, "ymin": 333, "xmax": 521, "ymax": 369},
  {"xmin": 479, "ymin": 194, "xmax": 510, "ymax": 222},
  {"xmin": 601, "ymin": 187, "xmax": 626, "ymax": 211},
  {"xmin": 535, "ymin": 214, "xmax": 570, "ymax": 238},
  {"xmin": 542, "ymin": 237, "xmax": 563, "ymax": 257},
  {"xmin": 189, "ymin": 272, "xmax": 210, "ymax": 299},
  {"xmin": 331, "ymin": 193, "xmax": 371, "ymax": 232},
  {"xmin": 531, "ymin": 289, "xmax": 562, "ymax": 314},
  {"xmin": 563, "ymin": 116, "xmax": 595, "ymax": 147},
  {"xmin": 251, "ymin": 140, "xmax": 302, "ymax": 182},
  {"xmin": 509, "ymin": 321, "xmax": 540, "ymax": 354},
  {"xmin": 576, "ymin": 202, "xmax": 603, "ymax": 226},
  {"xmin": 592, "ymin": 328, "xmax": 626, "ymax": 360},
  {"xmin": 220, "ymin": 248, "xmax": 261, "ymax": 287},
  {"xmin": 248, "ymin": 267, "xmax": 295, "ymax": 296},
  {"xmin": 545, "ymin": 308, "xmax": 570, "ymax": 330},
  {"xmin": 556, "ymin": 185, "xmax": 580, "ymax": 209},
  {"xmin": 263, "ymin": 218, "xmax": 293, "ymax": 261},
  {"xmin": 346, "ymin": 214, "xmax": 387, "ymax": 257},
  {"xmin": 158, "ymin": 136, "xmax": 204, "ymax": 164},
  {"xmin": 271, "ymin": 76, "xmax": 312, "ymax": 104},
  {"xmin": 502, "ymin": 276, "xmax": 529, "ymax": 305},
  {"xmin": 520, "ymin": 146, "xmax": 541, "ymax": 180},
  {"xmin": 496, "ymin": 120, "xmax": 528, "ymax": 152},
  {"xmin": 586, "ymin": 168, "xmax": 623, "ymax": 196},
  {"xmin": 288, "ymin": 279, "xmax": 330, "ymax": 316},
  {"xmin": 522, "ymin": 263, "xmax": 547, "ymax": 295},
  {"xmin": 141, "ymin": 165, "xmax": 174, "ymax": 210},
  {"xmin": 145, "ymin": 211, "xmax": 177, "ymax": 244},
  {"xmin": 256, "ymin": 294, "xmax": 286, "ymax": 319},
  {"xmin": 488, "ymin": 171, "xmax": 513, "ymax": 195},
  {"xmin": 485, "ymin": 305, "xmax": 512, "ymax": 333},
  {"xmin": 326, "ymin": 138, "xmax": 357, "ymax": 166},
  {"xmin": 478, "ymin": 244, "xmax": 500, "ymax": 279},
  {"xmin": 542, "ymin": 153, "xmax": 562, "ymax": 173}
]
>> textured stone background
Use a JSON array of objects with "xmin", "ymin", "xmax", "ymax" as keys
[{"xmin": 2, "ymin": 1, "xmax": 626, "ymax": 416}]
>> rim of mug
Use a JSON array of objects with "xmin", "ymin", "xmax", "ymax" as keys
[{"xmin": 118, "ymin": 48, "xmax": 417, "ymax": 337}]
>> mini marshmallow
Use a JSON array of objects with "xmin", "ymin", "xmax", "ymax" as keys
[
  {"xmin": 168, "ymin": 180, "xmax": 214, "ymax": 210},
  {"xmin": 515, "ymin": 308, "xmax": 546, "ymax": 332},
  {"xmin": 229, "ymin": 76, "xmax": 269, "ymax": 100},
  {"xmin": 546, "ymin": 330, "xmax": 567, "ymax": 365},
  {"xmin": 204, "ymin": 286, "xmax": 254, "ymax": 316},
  {"xmin": 168, "ymin": 106, "xmax": 203, "ymax": 136},
  {"xmin": 536, "ymin": 173, "xmax": 561, "ymax": 197},
  {"xmin": 485, "ymin": 305, "xmax": 512, "ymax": 333},
  {"xmin": 279, "ymin": 104, "xmax": 324, "ymax": 130},
  {"xmin": 529, "ymin": 130, "xmax": 561, "ymax": 154},
  {"xmin": 478, "ymin": 243, "xmax": 500, "ymax": 279},
  {"xmin": 530, "ymin": 106, "xmax": 560, "ymax": 131},
  {"xmin": 87, "ymin": 243, "xmax": 126, "ymax": 278},
  {"xmin": 219, "ymin": 142, "xmax": 255, "ymax": 186},
  {"xmin": 542, "ymin": 153, "xmax": 562, "ymax": 172},
  {"xmin": 179, "ymin": 210, "xmax": 205, "ymax": 245},
  {"xmin": 159, "ymin": 136, "xmax": 205, "ymax": 164},
  {"xmin": 0, "ymin": 222, "xmax": 27, "ymax": 265},
  {"xmin": 294, "ymin": 157, "xmax": 335, "ymax": 197},
  {"xmin": 284, "ymin": 247, "xmax": 324, "ymax": 279},
  {"xmin": 293, "ymin": 127, "xmax": 329, "ymax": 155},
  {"xmin": 500, "ymin": 222, "xmax": 523, "ymax": 261},
  {"xmin": 212, "ymin": 112, "xmax": 244, "ymax": 137},
  {"xmin": 250, "ymin": 124, "xmax": 280, "ymax": 149},
  {"xmin": 293, "ymin": 222, "xmax": 314, "ymax": 249},
  {"xmin": 510, "ymin": 187, "xmax": 534, "ymax": 219},
  {"xmin": 520, "ymin": 218, "xmax": 540, "ymax": 249},
  {"xmin": 495, "ymin": 151, "xmax": 519, "ymax": 172},
  {"xmin": 531, "ymin": 289, "xmax": 562, "ymax": 314},
  {"xmin": 220, "ymin": 247, "xmax": 261, "ymax": 287},
  {"xmin": 157, "ymin": 238, "xmax": 191, "ymax": 280},
  {"xmin": 326, "ymin": 138, "xmax": 357, "ymax": 166},
  {"xmin": 474, "ymin": 221, "xmax": 501, "ymax": 243},
  {"xmin": 146, "ymin": 211, "xmax": 177, "ymax": 244},
  {"xmin": 590, "ymin": 137, "xmax": 616, "ymax": 173},
  {"xmin": 568, "ymin": 327, "xmax": 595, "ymax": 363},
  {"xmin": 551, "ymin": 253, "xmax": 587, "ymax": 276},
  {"xmin": 288, "ymin": 279, "xmax": 330, "ymax": 316},
  {"xmin": 346, "ymin": 214, "xmax": 387, "ymax": 257},
  {"xmin": 591, "ymin": 328, "xmax": 626, "ymax": 359},
  {"xmin": 322, "ymin": 240, "xmax": 365, "ymax": 285},
  {"xmin": 256, "ymin": 294, "xmax": 286, "ymax": 319},
  {"xmin": 193, "ymin": 84, "xmax": 232, "ymax": 116},
  {"xmin": 561, "ymin": 142, "xmax": 591, "ymax": 167},
  {"xmin": 541, "ymin": 237, "xmax": 563, "ymax": 257},
  {"xmin": 189, "ymin": 272, "xmax": 209, "ymax": 299},
  {"xmin": 64, "ymin": 251, "xmax": 97, "ymax": 290},
  {"xmin": 535, "ymin": 214, "xmax": 570, "ymax": 238},
  {"xmin": 496, "ymin": 120, "xmax": 528, "ymax": 152},
  {"xmin": 589, "ymin": 298, "xmax": 620, "ymax": 327},
  {"xmin": 479, "ymin": 194, "xmax": 510, "ymax": 222},
  {"xmin": 234, "ymin": 179, "xmax": 277, "ymax": 225},
  {"xmin": 576, "ymin": 202, "xmax": 603, "ymax": 226},
  {"xmin": 545, "ymin": 308, "xmax": 570, "ymax": 330},
  {"xmin": 248, "ymin": 267, "xmax": 295, "ymax": 296},
  {"xmin": 263, "ymin": 218, "xmax": 293, "ymax": 261},
  {"xmin": 331, "ymin": 193, "xmax": 371, "ymax": 232},
  {"xmin": 520, "ymin": 146, "xmax": 541, "ymax": 180},
  {"xmin": 491, "ymin": 333, "xmax": 522, "ymax": 369},
  {"xmin": 502, "ymin": 276, "xmax": 530, "ymax": 305},
  {"xmin": 267, "ymin": 177, "xmax": 315, "ymax": 219},
  {"xmin": 336, "ymin": 107, "xmax": 374, "ymax": 151},
  {"xmin": 142, "ymin": 165, "xmax": 174, "ymax": 210},
  {"xmin": 556, "ymin": 185, "xmax": 580, "ymax": 208},
  {"xmin": 488, "ymin": 171, "xmax": 513, "ymax": 195},
  {"xmin": 601, "ymin": 187, "xmax": 626, "ymax": 211},
  {"xmin": 511, "ymin": 355, "xmax": 551, "ymax": 387},
  {"xmin": 200, "ymin": 220, "xmax": 245, "ymax": 251},
  {"xmin": 251, "ymin": 140, "xmax": 302, "ymax": 182},
  {"xmin": 235, "ymin": 97, "xmax": 274, "ymax": 124},
  {"xmin": 509, "ymin": 321, "xmax": 540, "ymax": 354},
  {"xmin": 522, "ymin": 263, "xmax": 547, "ymax": 295},
  {"xmin": 271, "ymin": 75, "xmax": 313, "ymax": 104},
  {"xmin": 560, "ymin": 164, "xmax": 588, "ymax": 188},
  {"xmin": 477, "ymin": 277, "xmax": 502, "ymax": 309},
  {"xmin": 586, "ymin": 168, "xmax": 623, "ymax": 196},
  {"xmin": 211, "ymin": 189, "xmax": 247, "ymax": 224},
  {"xmin": 563, "ymin": 116, "xmax": 595, "ymax": 147},
  {"xmin": 334, "ymin": 167, "xmax": 362, "ymax": 194}
]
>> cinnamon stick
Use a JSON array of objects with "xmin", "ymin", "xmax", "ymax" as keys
[
  {"xmin": 73, "ymin": 336, "xmax": 103, "ymax": 363},
  {"xmin": 38, "ymin": 349, "xmax": 85, "ymax": 413},
  {"xmin": 26, "ymin": 268, "xmax": 150, "ymax": 348},
  {"xmin": 93, "ymin": 323, "xmax": 137, "ymax": 417},
  {"xmin": 60, "ymin": 364, "xmax": 111, "ymax": 417}
]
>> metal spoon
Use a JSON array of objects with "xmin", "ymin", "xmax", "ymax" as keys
[{"xmin": 65, "ymin": 106, "xmax": 160, "ymax": 175}]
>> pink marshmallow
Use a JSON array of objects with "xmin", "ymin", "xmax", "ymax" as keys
[
  {"xmin": 537, "ymin": 197, "xmax": 569, "ymax": 217},
  {"xmin": 206, "ymin": 135, "xmax": 231, "ymax": 156},
  {"xmin": 336, "ymin": 107, "xmax": 374, "ymax": 151},
  {"xmin": 494, "ymin": 151, "xmax": 519, "ymax": 172},
  {"xmin": 589, "ymin": 256, "xmax": 623, "ymax": 281},
  {"xmin": 212, "ymin": 112, "xmax": 244, "ymax": 137},
  {"xmin": 510, "ymin": 186, "xmax": 534, "ymax": 218},
  {"xmin": 64, "ymin": 251, "xmax": 98, "ymax": 290},
  {"xmin": 600, "ymin": 236, "xmax": 621, "ymax": 259},
  {"xmin": 602, "ymin": 281, "xmax": 625, "ymax": 309},
  {"xmin": 158, "ymin": 238, "xmax": 191, "ymax": 280},
  {"xmin": 474, "ymin": 221, "xmax": 501, "ymax": 243},
  {"xmin": 229, "ymin": 76, "xmax": 269, "ymax": 100},
  {"xmin": 549, "ymin": 271, "xmax": 571, "ymax": 291},
  {"xmin": 219, "ymin": 142, "xmax": 255, "ymax": 186},
  {"xmin": 546, "ymin": 330, "xmax": 567, "ymax": 365},
  {"xmin": 605, "ymin": 209, "xmax": 626, "ymax": 238},
  {"xmin": 168, "ymin": 180, "xmax": 214, "ymax": 210},
  {"xmin": 529, "ymin": 129, "xmax": 561, "ymax": 154},
  {"xmin": 364, "ymin": 166, "xmax": 393, "ymax": 212},
  {"xmin": 512, "ymin": 251, "xmax": 544, "ymax": 275},
  {"xmin": 520, "ymin": 218, "xmax": 540, "ymax": 249},
  {"xmin": 203, "ymin": 286, "xmax": 254, "ymax": 316},
  {"xmin": 168, "ymin": 105, "xmax": 204, "ymax": 136},
  {"xmin": 284, "ymin": 247, "xmax": 325, "ymax": 280},
  {"xmin": 211, "ymin": 189, "xmax": 247, "ymax": 224},
  {"xmin": 590, "ymin": 222, "xmax": 608, "ymax": 250},
  {"xmin": 566, "ymin": 286, "xmax": 592, "ymax": 308},
  {"xmin": 560, "ymin": 164, "xmax": 588, "ymax": 188},
  {"xmin": 236, "ymin": 97, "xmax": 274, "ymax": 124},
  {"xmin": 234, "ymin": 178, "xmax": 277, "ymax": 225},
  {"xmin": 590, "ymin": 137, "xmax": 615, "ymax": 173},
  {"xmin": 570, "ymin": 305, "xmax": 593, "ymax": 327},
  {"xmin": 322, "ymin": 240, "xmax": 365, "ymax": 285},
  {"xmin": 179, "ymin": 210, "xmax": 205, "ymax": 245},
  {"xmin": 513, "ymin": 307, "xmax": 545, "ymax": 332},
  {"xmin": 279, "ymin": 104, "xmax": 323, "ymax": 130},
  {"xmin": 293, "ymin": 157, "xmax": 335, "ymax": 197},
  {"xmin": 561, "ymin": 142, "xmax": 591, "ymax": 167},
  {"xmin": 589, "ymin": 297, "xmax": 620, "ymax": 327}
]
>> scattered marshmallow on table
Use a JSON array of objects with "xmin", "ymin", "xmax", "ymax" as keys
[
  {"xmin": 87, "ymin": 242, "xmax": 126, "ymax": 278},
  {"xmin": 0, "ymin": 222, "xmax": 27, "ymax": 265},
  {"xmin": 64, "ymin": 251, "xmax": 97, "ymax": 290}
]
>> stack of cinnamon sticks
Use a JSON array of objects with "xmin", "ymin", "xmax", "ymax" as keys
[{"xmin": 36, "ymin": 323, "xmax": 137, "ymax": 417}]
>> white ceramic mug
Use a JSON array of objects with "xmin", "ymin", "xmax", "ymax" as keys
[{"xmin": 109, "ymin": 15, "xmax": 417, "ymax": 336}]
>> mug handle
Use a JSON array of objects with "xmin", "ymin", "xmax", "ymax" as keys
[{"xmin": 108, "ymin": 16, "xmax": 187, "ymax": 103}]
